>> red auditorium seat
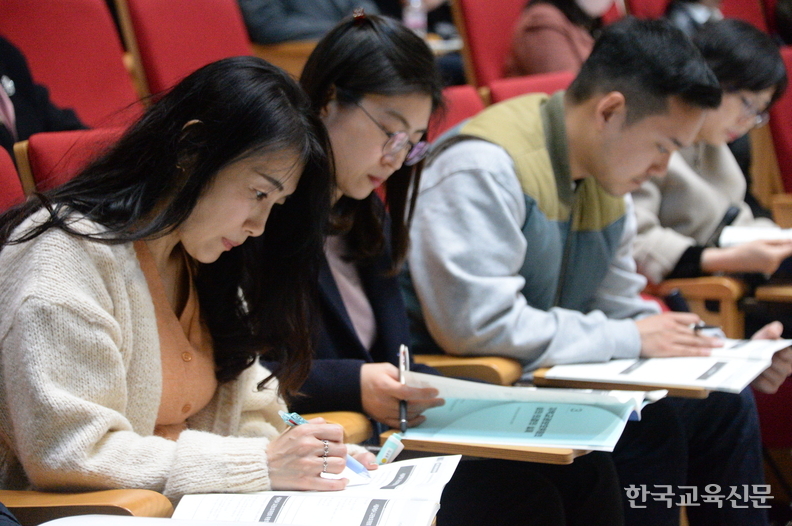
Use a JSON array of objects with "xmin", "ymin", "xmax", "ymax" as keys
[
  {"xmin": 116, "ymin": 0, "xmax": 252, "ymax": 96},
  {"xmin": 428, "ymin": 85, "xmax": 486, "ymax": 142},
  {"xmin": 14, "ymin": 128, "xmax": 125, "ymax": 194},
  {"xmin": 0, "ymin": 0, "xmax": 143, "ymax": 128},
  {"xmin": 0, "ymin": 147, "xmax": 24, "ymax": 212},
  {"xmin": 488, "ymin": 71, "xmax": 575, "ymax": 103}
]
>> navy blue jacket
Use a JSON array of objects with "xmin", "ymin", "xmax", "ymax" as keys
[
  {"xmin": 288, "ymin": 242, "xmax": 436, "ymax": 415},
  {"xmin": 0, "ymin": 35, "xmax": 85, "ymax": 157}
]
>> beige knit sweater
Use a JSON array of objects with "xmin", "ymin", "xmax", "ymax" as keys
[
  {"xmin": 632, "ymin": 142, "xmax": 775, "ymax": 284},
  {"xmin": 0, "ymin": 211, "xmax": 327, "ymax": 499}
]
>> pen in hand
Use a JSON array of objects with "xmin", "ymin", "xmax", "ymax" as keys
[
  {"xmin": 399, "ymin": 344, "xmax": 409, "ymax": 434},
  {"xmin": 278, "ymin": 410, "xmax": 371, "ymax": 479}
]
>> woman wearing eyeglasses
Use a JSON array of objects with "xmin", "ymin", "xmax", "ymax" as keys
[
  {"xmin": 270, "ymin": 12, "xmax": 626, "ymax": 526},
  {"xmin": 632, "ymin": 20, "xmax": 792, "ymax": 294}
]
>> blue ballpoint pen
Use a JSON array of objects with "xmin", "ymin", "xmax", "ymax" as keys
[{"xmin": 278, "ymin": 410, "xmax": 371, "ymax": 479}]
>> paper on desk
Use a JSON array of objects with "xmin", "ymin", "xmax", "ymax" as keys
[
  {"xmin": 172, "ymin": 455, "xmax": 461, "ymax": 526},
  {"xmin": 405, "ymin": 371, "xmax": 663, "ymax": 416},
  {"xmin": 710, "ymin": 337, "xmax": 792, "ymax": 360},
  {"xmin": 542, "ymin": 338, "xmax": 790, "ymax": 393},
  {"xmin": 719, "ymin": 226, "xmax": 792, "ymax": 247},
  {"xmin": 403, "ymin": 373, "xmax": 664, "ymax": 452},
  {"xmin": 41, "ymin": 517, "xmax": 268, "ymax": 526}
]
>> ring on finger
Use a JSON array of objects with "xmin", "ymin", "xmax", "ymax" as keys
[{"xmin": 322, "ymin": 439, "xmax": 329, "ymax": 474}]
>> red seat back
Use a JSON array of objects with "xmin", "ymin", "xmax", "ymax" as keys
[
  {"xmin": 625, "ymin": 0, "xmax": 671, "ymax": 19},
  {"xmin": 428, "ymin": 85, "xmax": 486, "ymax": 142},
  {"xmin": 488, "ymin": 71, "xmax": 575, "ymax": 103},
  {"xmin": 769, "ymin": 47, "xmax": 792, "ymax": 192},
  {"xmin": 0, "ymin": 0, "xmax": 142, "ymax": 128},
  {"xmin": 754, "ymin": 378, "xmax": 792, "ymax": 448},
  {"xmin": 24, "ymin": 129, "xmax": 125, "ymax": 193},
  {"xmin": 0, "ymin": 148, "xmax": 24, "ymax": 212},
  {"xmin": 721, "ymin": 0, "xmax": 770, "ymax": 31},
  {"xmin": 455, "ymin": 0, "xmax": 528, "ymax": 86},
  {"xmin": 122, "ymin": 0, "xmax": 252, "ymax": 95}
]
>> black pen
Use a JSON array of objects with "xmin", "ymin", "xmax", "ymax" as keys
[{"xmin": 398, "ymin": 344, "xmax": 409, "ymax": 434}]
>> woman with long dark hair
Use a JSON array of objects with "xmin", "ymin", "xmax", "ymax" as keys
[{"xmin": 0, "ymin": 56, "xmax": 367, "ymax": 498}]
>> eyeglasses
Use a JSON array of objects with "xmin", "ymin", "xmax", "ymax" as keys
[
  {"xmin": 353, "ymin": 100, "xmax": 430, "ymax": 166},
  {"xmin": 739, "ymin": 95, "xmax": 769, "ymax": 128}
]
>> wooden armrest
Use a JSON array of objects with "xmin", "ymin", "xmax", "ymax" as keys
[
  {"xmin": 771, "ymin": 193, "xmax": 792, "ymax": 228},
  {"xmin": 755, "ymin": 283, "xmax": 792, "ymax": 303},
  {"xmin": 302, "ymin": 411, "xmax": 373, "ymax": 444},
  {"xmin": 0, "ymin": 489, "xmax": 172, "ymax": 526},
  {"xmin": 655, "ymin": 276, "xmax": 745, "ymax": 301},
  {"xmin": 250, "ymin": 40, "xmax": 318, "ymax": 78},
  {"xmin": 413, "ymin": 355, "xmax": 523, "ymax": 385},
  {"xmin": 654, "ymin": 276, "xmax": 745, "ymax": 338}
]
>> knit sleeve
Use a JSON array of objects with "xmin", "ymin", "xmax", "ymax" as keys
[{"xmin": 0, "ymin": 230, "xmax": 275, "ymax": 500}]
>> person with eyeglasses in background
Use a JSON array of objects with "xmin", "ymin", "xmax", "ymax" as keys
[{"xmin": 632, "ymin": 19, "xmax": 792, "ymax": 337}]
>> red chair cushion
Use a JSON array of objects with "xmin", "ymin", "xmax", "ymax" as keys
[
  {"xmin": 126, "ymin": 0, "xmax": 252, "ymax": 95},
  {"xmin": 456, "ymin": 0, "xmax": 528, "ymax": 86},
  {"xmin": 625, "ymin": 0, "xmax": 671, "ymax": 19},
  {"xmin": 754, "ymin": 377, "xmax": 792, "ymax": 448},
  {"xmin": 721, "ymin": 0, "xmax": 770, "ymax": 31},
  {"xmin": 428, "ymin": 85, "xmax": 486, "ymax": 142},
  {"xmin": 488, "ymin": 71, "xmax": 575, "ymax": 103},
  {"xmin": 27, "ymin": 128, "xmax": 124, "ymax": 192},
  {"xmin": 0, "ymin": 148, "xmax": 24, "ymax": 212},
  {"xmin": 0, "ymin": 0, "xmax": 142, "ymax": 128},
  {"xmin": 769, "ymin": 47, "xmax": 792, "ymax": 192}
]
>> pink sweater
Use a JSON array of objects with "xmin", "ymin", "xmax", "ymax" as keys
[{"xmin": 505, "ymin": 3, "xmax": 594, "ymax": 77}]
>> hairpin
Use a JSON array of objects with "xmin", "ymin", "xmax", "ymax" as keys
[{"xmin": 353, "ymin": 8, "xmax": 366, "ymax": 22}]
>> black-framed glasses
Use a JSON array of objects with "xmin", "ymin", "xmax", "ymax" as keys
[
  {"xmin": 353, "ymin": 100, "xmax": 429, "ymax": 166},
  {"xmin": 739, "ymin": 95, "xmax": 769, "ymax": 128}
]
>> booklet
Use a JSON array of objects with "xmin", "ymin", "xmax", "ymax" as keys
[
  {"xmin": 535, "ymin": 338, "xmax": 792, "ymax": 395},
  {"xmin": 170, "ymin": 455, "xmax": 461, "ymax": 526},
  {"xmin": 719, "ymin": 225, "xmax": 792, "ymax": 247},
  {"xmin": 41, "ymin": 518, "xmax": 267, "ymax": 526},
  {"xmin": 401, "ymin": 372, "xmax": 665, "ymax": 452}
]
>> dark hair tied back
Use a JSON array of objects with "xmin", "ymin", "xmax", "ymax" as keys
[{"xmin": 300, "ymin": 14, "xmax": 444, "ymax": 271}]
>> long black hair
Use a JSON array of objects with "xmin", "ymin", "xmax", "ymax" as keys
[
  {"xmin": 300, "ymin": 13, "xmax": 444, "ymax": 270},
  {"xmin": 693, "ymin": 19, "xmax": 788, "ymax": 105},
  {"xmin": 0, "ymin": 56, "xmax": 332, "ymax": 397}
]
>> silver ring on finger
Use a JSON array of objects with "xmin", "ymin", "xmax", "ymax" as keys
[{"xmin": 322, "ymin": 439, "xmax": 329, "ymax": 473}]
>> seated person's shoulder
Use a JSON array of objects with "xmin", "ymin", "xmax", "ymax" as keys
[{"xmin": 517, "ymin": 3, "xmax": 572, "ymax": 29}]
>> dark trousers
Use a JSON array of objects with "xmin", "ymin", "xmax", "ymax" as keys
[
  {"xmin": 437, "ymin": 451, "xmax": 624, "ymax": 526},
  {"xmin": 613, "ymin": 389, "xmax": 766, "ymax": 526}
]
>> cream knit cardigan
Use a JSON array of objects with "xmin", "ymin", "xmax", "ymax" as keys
[{"xmin": 0, "ymin": 211, "xmax": 328, "ymax": 499}]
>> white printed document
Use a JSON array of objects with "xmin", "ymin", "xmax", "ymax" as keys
[
  {"xmin": 401, "ymin": 372, "xmax": 665, "ymax": 452},
  {"xmin": 171, "ymin": 455, "xmax": 461, "ymax": 526},
  {"xmin": 539, "ymin": 338, "xmax": 791, "ymax": 394},
  {"xmin": 719, "ymin": 225, "xmax": 792, "ymax": 247}
]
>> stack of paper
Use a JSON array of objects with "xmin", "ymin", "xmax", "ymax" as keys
[
  {"xmin": 536, "ymin": 338, "xmax": 791, "ymax": 394},
  {"xmin": 719, "ymin": 226, "xmax": 792, "ymax": 247},
  {"xmin": 171, "ymin": 455, "xmax": 460, "ymax": 526},
  {"xmin": 402, "ymin": 372, "xmax": 665, "ymax": 452}
]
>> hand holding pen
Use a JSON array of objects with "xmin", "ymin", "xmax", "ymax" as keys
[
  {"xmin": 280, "ymin": 411, "xmax": 372, "ymax": 479},
  {"xmin": 359, "ymin": 361, "xmax": 443, "ymax": 428},
  {"xmin": 265, "ymin": 411, "xmax": 368, "ymax": 491}
]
